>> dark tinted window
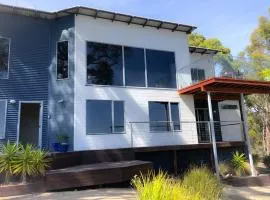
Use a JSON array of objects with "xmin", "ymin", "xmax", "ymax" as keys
[
  {"xmin": 57, "ymin": 41, "xmax": 69, "ymax": 79},
  {"xmin": 0, "ymin": 38, "xmax": 10, "ymax": 79},
  {"xmin": 86, "ymin": 100, "xmax": 124, "ymax": 134},
  {"xmin": 0, "ymin": 100, "xmax": 6, "ymax": 139},
  {"xmin": 146, "ymin": 50, "xmax": 176, "ymax": 88},
  {"xmin": 87, "ymin": 42, "xmax": 123, "ymax": 86},
  {"xmin": 191, "ymin": 68, "xmax": 205, "ymax": 83},
  {"xmin": 86, "ymin": 100, "xmax": 112, "ymax": 134},
  {"xmin": 149, "ymin": 102, "xmax": 170, "ymax": 131},
  {"xmin": 114, "ymin": 101, "xmax": 124, "ymax": 132},
  {"xmin": 171, "ymin": 103, "xmax": 180, "ymax": 130},
  {"xmin": 124, "ymin": 47, "xmax": 145, "ymax": 87}
]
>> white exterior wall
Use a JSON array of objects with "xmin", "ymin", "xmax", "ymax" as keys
[
  {"xmin": 218, "ymin": 100, "xmax": 243, "ymax": 141},
  {"xmin": 179, "ymin": 53, "xmax": 215, "ymax": 88},
  {"xmin": 74, "ymin": 15, "xmax": 198, "ymax": 151}
]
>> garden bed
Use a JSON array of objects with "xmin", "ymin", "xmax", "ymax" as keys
[
  {"xmin": 222, "ymin": 174, "xmax": 270, "ymax": 187},
  {"xmin": 0, "ymin": 180, "xmax": 45, "ymax": 197}
]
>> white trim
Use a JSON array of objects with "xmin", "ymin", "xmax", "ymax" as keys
[
  {"xmin": 0, "ymin": 36, "xmax": 11, "ymax": 79},
  {"xmin": 16, "ymin": 101, "xmax": 43, "ymax": 148},
  {"xmin": 0, "ymin": 99, "xmax": 7, "ymax": 139},
  {"xmin": 56, "ymin": 40, "xmax": 69, "ymax": 80}
]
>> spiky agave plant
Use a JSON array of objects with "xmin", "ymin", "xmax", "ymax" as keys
[
  {"xmin": 0, "ymin": 141, "xmax": 18, "ymax": 184},
  {"xmin": 231, "ymin": 151, "xmax": 247, "ymax": 176},
  {"xmin": 12, "ymin": 144, "xmax": 35, "ymax": 183},
  {"xmin": 32, "ymin": 148, "xmax": 51, "ymax": 176}
]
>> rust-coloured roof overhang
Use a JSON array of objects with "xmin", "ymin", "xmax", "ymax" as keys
[{"xmin": 178, "ymin": 77, "xmax": 270, "ymax": 97}]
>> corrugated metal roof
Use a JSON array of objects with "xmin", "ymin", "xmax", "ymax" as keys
[{"xmin": 0, "ymin": 4, "xmax": 197, "ymax": 33}]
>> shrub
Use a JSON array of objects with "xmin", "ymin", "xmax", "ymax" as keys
[
  {"xmin": 0, "ymin": 141, "xmax": 18, "ymax": 184},
  {"xmin": 12, "ymin": 144, "xmax": 36, "ymax": 183},
  {"xmin": 131, "ymin": 171, "xmax": 202, "ymax": 200},
  {"xmin": 219, "ymin": 161, "xmax": 232, "ymax": 177},
  {"xmin": 231, "ymin": 151, "xmax": 248, "ymax": 176},
  {"xmin": 252, "ymin": 154, "xmax": 260, "ymax": 167},
  {"xmin": 32, "ymin": 149, "xmax": 51, "ymax": 176},
  {"xmin": 182, "ymin": 166, "xmax": 223, "ymax": 200},
  {"xmin": 263, "ymin": 155, "xmax": 270, "ymax": 168},
  {"xmin": 131, "ymin": 167, "xmax": 222, "ymax": 200}
]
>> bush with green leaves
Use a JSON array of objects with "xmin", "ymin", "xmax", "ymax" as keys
[
  {"xmin": 0, "ymin": 141, "xmax": 18, "ymax": 184},
  {"xmin": 263, "ymin": 155, "xmax": 270, "ymax": 168},
  {"xmin": 131, "ymin": 166, "xmax": 222, "ymax": 200},
  {"xmin": 182, "ymin": 166, "xmax": 223, "ymax": 200},
  {"xmin": 0, "ymin": 141, "xmax": 51, "ymax": 184},
  {"xmin": 231, "ymin": 151, "xmax": 250, "ymax": 176}
]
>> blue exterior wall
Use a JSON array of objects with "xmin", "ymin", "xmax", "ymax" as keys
[
  {"xmin": 0, "ymin": 13, "xmax": 75, "ymax": 150},
  {"xmin": 48, "ymin": 16, "xmax": 75, "ymax": 151}
]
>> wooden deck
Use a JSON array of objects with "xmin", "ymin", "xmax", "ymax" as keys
[{"xmin": 45, "ymin": 160, "xmax": 152, "ymax": 191}]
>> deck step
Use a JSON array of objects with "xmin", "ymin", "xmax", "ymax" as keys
[{"xmin": 45, "ymin": 160, "xmax": 152, "ymax": 191}]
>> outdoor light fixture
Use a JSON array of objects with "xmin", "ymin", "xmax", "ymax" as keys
[
  {"xmin": 9, "ymin": 99, "xmax": 16, "ymax": 104},
  {"xmin": 57, "ymin": 99, "xmax": 64, "ymax": 103}
]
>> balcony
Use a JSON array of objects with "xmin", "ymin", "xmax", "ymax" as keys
[{"xmin": 128, "ymin": 121, "xmax": 245, "ymax": 148}]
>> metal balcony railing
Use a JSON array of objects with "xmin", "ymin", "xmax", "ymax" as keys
[{"xmin": 128, "ymin": 121, "xmax": 245, "ymax": 148}]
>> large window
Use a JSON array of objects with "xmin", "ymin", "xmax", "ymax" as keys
[
  {"xmin": 86, "ymin": 42, "xmax": 177, "ymax": 88},
  {"xmin": 191, "ymin": 68, "xmax": 205, "ymax": 83},
  {"xmin": 87, "ymin": 42, "xmax": 123, "ymax": 86},
  {"xmin": 0, "ymin": 100, "xmax": 7, "ymax": 139},
  {"xmin": 146, "ymin": 49, "xmax": 176, "ymax": 88},
  {"xmin": 57, "ymin": 41, "xmax": 69, "ymax": 79},
  {"xmin": 86, "ymin": 100, "xmax": 124, "ymax": 134},
  {"xmin": 0, "ymin": 38, "xmax": 10, "ymax": 79},
  {"xmin": 148, "ymin": 101, "xmax": 180, "ymax": 132},
  {"xmin": 124, "ymin": 47, "xmax": 145, "ymax": 87}
]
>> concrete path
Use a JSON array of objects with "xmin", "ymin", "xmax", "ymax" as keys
[{"xmin": 1, "ymin": 186, "xmax": 270, "ymax": 200}]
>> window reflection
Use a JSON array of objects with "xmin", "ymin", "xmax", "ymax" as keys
[
  {"xmin": 57, "ymin": 41, "xmax": 69, "ymax": 79},
  {"xmin": 0, "ymin": 38, "xmax": 10, "ymax": 79},
  {"xmin": 87, "ymin": 42, "xmax": 123, "ymax": 86},
  {"xmin": 146, "ymin": 49, "xmax": 176, "ymax": 88}
]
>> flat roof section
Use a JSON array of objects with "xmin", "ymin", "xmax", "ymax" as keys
[
  {"xmin": 178, "ymin": 77, "xmax": 270, "ymax": 99},
  {"xmin": 0, "ymin": 4, "xmax": 197, "ymax": 33},
  {"xmin": 189, "ymin": 46, "xmax": 222, "ymax": 55}
]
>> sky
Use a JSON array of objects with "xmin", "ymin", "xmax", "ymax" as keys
[{"xmin": 1, "ymin": 0, "xmax": 269, "ymax": 56}]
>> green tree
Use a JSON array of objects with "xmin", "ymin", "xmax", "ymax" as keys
[
  {"xmin": 244, "ymin": 9, "xmax": 270, "ymax": 155},
  {"xmin": 188, "ymin": 33, "xmax": 230, "ymax": 54}
]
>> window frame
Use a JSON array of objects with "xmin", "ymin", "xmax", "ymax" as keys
[
  {"xmin": 56, "ymin": 40, "xmax": 69, "ymax": 80},
  {"xmin": 86, "ymin": 100, "xmax": 125, "ymax": 135},
  {"xmin": 0, "ymin": 37, "xmax": 11, "ymax": 79},
  {"xmin": 148, "ymin": 101, "xmax": 181, "ymax": 133},
  {"xmin": 85, "ymin": 41, "xmax": 177, "ymax": 90},
  {"xmin": 0, "ymin": 100, "xmax": 7, "ymax": 139},
  {"xmin": 191, "ymin": 68, "xmax": 206, "ymax": 83}
]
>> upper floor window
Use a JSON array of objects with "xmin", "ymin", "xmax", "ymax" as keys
[
  {"xmin": 191, "ymin": 68, "xmax": 205, "ymax": 83},
  {"xmin": 87, "ymin": 42, "xmax": 123, "ymax": 86},
  {"xmin": 0, "ymin": 37, "xmax": 10, "ymax": 79},
  {"xmin": 148, "ymin": 101, "xmax": 180, "ymax": 132},
  {"xmin": 57, "ymin": 41, "xmax": 69, "ymax": 79},
  {"xmin": 86, "ymin": 41, "xmax": 176, "ymax": 89},
  {"xmin": 0, "ymin": 100, "xmax": 7, "ymax": 139},
  {"xmin": 146, "ymin": 50, "xmax": 176, "ymax": 88},
  {"xmin": 86, "ymin": 100, "xmax": 124, "ymax": 134},
  {"xmin": 124, "ymin": 47, "xmax": 146, "ymax": 87}
]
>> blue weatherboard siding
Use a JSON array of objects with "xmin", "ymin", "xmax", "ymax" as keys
[
  {"xmin": 48, "ymin": 16, "xmax": 75, "ymax": 151},
  {"xmin": 0, "ymin": 12, "xmax": 75, "ymax": 150}
]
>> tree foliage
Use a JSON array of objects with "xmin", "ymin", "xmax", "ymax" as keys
[{"xmin": 188, "ymin": 33, "xmax": 230, "ymax": 54}]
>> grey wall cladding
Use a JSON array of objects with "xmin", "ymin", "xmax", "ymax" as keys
[
  {"xmin": 0, "ymin": 13, "xmax": 75, "ymax": 150},
  {"xmin": 48, "ymin": 16, "xmax": 75, "ymax": 151}
]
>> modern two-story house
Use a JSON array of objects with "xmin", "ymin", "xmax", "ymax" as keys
[{"xmin": 0, "ymin": 4, "xmax": 270, "ymax": 175}]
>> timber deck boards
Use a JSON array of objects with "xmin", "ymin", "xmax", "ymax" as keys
[{"xmin": 45, "ymin": 160, "xmax": 152, "ymax": 191}]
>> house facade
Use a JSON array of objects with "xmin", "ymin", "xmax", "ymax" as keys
[{"xmin": 1, "ymin": 4, "xmax": 270, "ymax": 174}]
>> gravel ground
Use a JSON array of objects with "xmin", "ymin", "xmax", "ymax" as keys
[{"xmin": 1, "ymin": 186, "xmax": 270, "ymax": 200}]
